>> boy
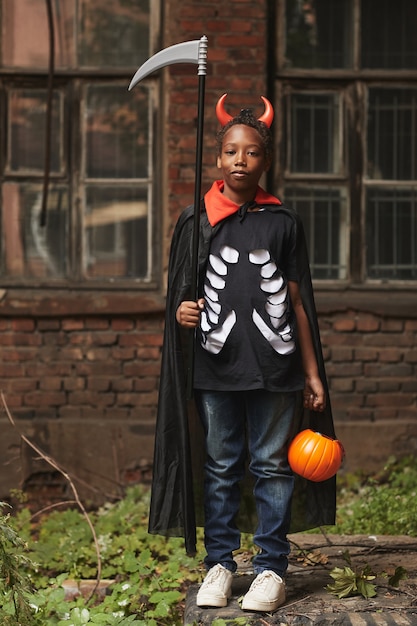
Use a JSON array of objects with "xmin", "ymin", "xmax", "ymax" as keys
[{"xmin": 148, "ymin": 95, "xmax": 336, "ymax": 613}]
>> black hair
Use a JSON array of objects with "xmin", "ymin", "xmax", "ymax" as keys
[{"xmin": 216, "ymin": 108, "xmax": 273, "ymax": 160}]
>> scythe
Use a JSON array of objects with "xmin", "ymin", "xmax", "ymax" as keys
[{"xmin": 129, "ymin": 36, "xmax": 208, "ymax": 395}]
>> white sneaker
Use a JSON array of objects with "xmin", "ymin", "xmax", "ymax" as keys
[
  {"xmin": 196, "ymin": 563, "xmax": 233, "ymax": 607},
  {"xmin": 241, "ymin": 570, "xmax": 286, "ymax": 612}
]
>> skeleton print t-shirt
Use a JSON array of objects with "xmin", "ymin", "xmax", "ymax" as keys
[{"xmin": 194, "ymin": 209, "xmax": 305, "ymax": 392}]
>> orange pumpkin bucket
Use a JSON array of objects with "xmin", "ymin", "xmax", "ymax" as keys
[{"xmin": 288, "ymin": 429, "xmax": 345, "ymax": 482}]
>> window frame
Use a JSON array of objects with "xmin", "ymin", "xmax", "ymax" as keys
[
  {"xmin": 0, "ymin": 1, "xmax": 162, "ymax": 295},
  {"xmin": 274, "ymin": 0, "xmax": 417, "ymax": 291}
]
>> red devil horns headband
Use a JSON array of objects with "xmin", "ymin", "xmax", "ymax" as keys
[{"xmin": 215, "ymin": 93, "xmax": 274, "ymax": 128}]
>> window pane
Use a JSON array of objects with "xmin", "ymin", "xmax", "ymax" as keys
[
  {"xmin": 367, "ymin": 89, "xmax": 417, "ymax": 181},
  {"xmin": 366, "ymin": 187, "xmax": 417, "ymax": 280},
  {"xmin": 79, "ymin": 0, "xmax": 150, "ymax": 68},
  {"xmin": 361, "ymin": 0, "xmax": 417, "ymax": 69},
  {"xmin": 85, "ymin": 84, "xmax": 150, "ymax": 179},
  {"xmin": 290, "ymin": 93, "xmax": 341, "ymax": 174},
  {"xmin": 1, "ymin": 183, "xmax": 69, "ymax": 279},
  {"xmin": 285, "ymin": 187, "xmax": 348, "ymax": 279},
  {"xmin": 84, "ymin": 186, "xmax": 149, "ymax": 280},
  {"xmin": 8, "ymin": 89, "xmax": 64, "ymax": 174},
  {"xmin": 285, "ymin": 0, "xmax": 353, "ymax": 69},
  {"xmin": 1, "ymin": 0, "xmax": 75, "ymax": 69}
]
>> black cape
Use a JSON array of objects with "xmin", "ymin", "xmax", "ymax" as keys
[{"xmin": 148, "ymin": 201, "xmax": 337, "ymax": 555}]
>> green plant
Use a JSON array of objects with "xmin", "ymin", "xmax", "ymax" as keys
[
  {"xmin": 0, "ymin": 502, "xmax": 38, "ymax": 626},
  {"xmin": 2, "ymin": 456, "xmax": 415, "ymax": 625},
  {"xmin": 7, "ymin": 487, "xmax": 203, "ymax": 626},
  {"xmin": 326, "ymin": 549, "xmax": 408, "ymax": 600},
  {"xmin": 331, "ymin": 455, "xmax": 417, "ymax": 536},
  {"xmin": 326, "ymin": 564, "xmax": 377, "ymax": 599}
]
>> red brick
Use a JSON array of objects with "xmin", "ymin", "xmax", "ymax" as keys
[
  {"xmin": 371, "ymin": 408, "xmax": 400, "ymax": 420},
  {"xmin": 364, "ymin": 333, "xmax": 413, "ymax": 347},
  {"xmin": 38, "ymin": 319, "xmax": 61, "ymax": 331},
  {"xmin": 365, "ymin": 394, "xmax": 415, "ymax": 407},
  {"xmin": 63, "ymin": 378, "xmax": 86, "ymax": 391},
  {"xmin": 380, "ymin": 319, "xmax": 404, "ymax": 332},
  {"xmin": 24, "ymin": 392, "xmax": 66, "ymax": 406},
  {"xmin": 88, "ymin": 378, "xmax": 111, "ymax": 392},
  {"xmin": 86, "ymin": 348, "xmax": 111, "ymax": 361},
  {"xmin": 2, "ymin": 348, "xmax": 38, "ymax": 362},
  {"xmin": 356, "ymin": 314, "xmax": 380, "ymax": 332},
  {"xmin": 330, "ymin": 393, "xmax": 365, "ymax": 409},
  {"xmin": 42, "ymin": 332, "xmax": 68, "ymax": 346},
  {"xmin": 364, "ymin": 362, "xmax": 413, "ymax": 377},
  {"xmin": 133, "ymin": 378, "xmax": 157, "ymax": 392},
  {"xmin": 12, "ymin": 333, "xmax": 42, "ymax": 347},
  {"xmin": 62, "ymin": 319, "xmax": 85, "ymax": 330},
  {"xmin": 111, "ymin": 378, "xmax": 133, "ymax": 392},
  {"xmin": 379, "ymin": 348, "xmax": 404, "ymax": 363},
  {"xmin": 111, "ymin": 347, "xmax": 136, "ymax": 360},
  {"xmin": 76, "ymin": 362, "xmax": 122, "ymax": 376},
  {"xmin": 39, "ymin": 378, "xmax": 63, "ymax": 391},
  {"xmin": 2, "ymin": 394, "xmax": 23, "ymax": 408},
  {"xmin": 326, "ymin": 362, "xmax": 364, "ymax": 377},
  {"xmin": 330, "ymin": 379, "xmax": 354, "ymax": 392},
  {"xmin": 346, "ymin": 408, "xmax": 375, "ymax": 421},
  {"xmin": 61, "ymin": 348, "xmax": 84, "ymax": 360},
  {"xmin": 405, "ymin": 350, "xmax": 417, "ymax": 363},
  {"xmin": 11, "ymin": 319, "xmax": 35, "ymax": 331},
  {"xmin": 376, "ymin": 379, "xmax": 401, "ymax": 392},
  {"xmin": 0, "ymin": 364, "xmax": 25, "ymax": 377},
  {"xmin": 331, "ymin": 347, "xmax": 353, "ymax": 362},
  {"xmin": 333, "ymin": 319, "xmax": 356, "ymax": 332},
  {"xmin": 84, "ymin": 318, "xmax": 110, "ymax": 330},
  {"xmin": 137, "ymin": 347, "xmax": 161, "ymax": 360},
  {"xmin": 354, "ymin": 347, "xmax": 378, "ymax": 361},
  {"xmin": 355, "ymin": 379, "xmax": 378, "ymax": 393},
  {"xmin": 68, "ymin": 391, "xmax": 115, "ymax": 407},
  {"xmin": 123, "ymin": 363, "xmax": 161, "ymax": 377},
  {"xmin": 4, "ymin": 379, "xmax": 36, "ymax": 393}
]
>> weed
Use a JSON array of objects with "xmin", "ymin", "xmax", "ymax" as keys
[
  {"xmin": 1, "ymin": 455, "xmax": 415, "ymax": 623},
  {"xmin": 331, "ymin": 455, "xmax": 417, "ymax": 537}
]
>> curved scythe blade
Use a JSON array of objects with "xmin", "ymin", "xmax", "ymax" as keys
[{"xmin": 128, "ymin": 40, "xmax": 200, "ymax": 90}]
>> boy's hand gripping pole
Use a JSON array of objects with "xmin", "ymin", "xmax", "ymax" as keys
[{"xmin": 129, "ymin": 36, "xmax": 208, "ymax": 397}]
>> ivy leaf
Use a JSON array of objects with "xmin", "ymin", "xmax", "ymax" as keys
[
  {"xmin": 327, "ymin": 566, "xmax": 377, "ymax": 599},
  {"xmin": 356, "ymin": 577, "xmax": 377, "ymax": 598}
]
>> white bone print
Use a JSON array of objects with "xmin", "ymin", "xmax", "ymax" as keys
[
  {"xmin": 200, "ymin": 246, "xmax": 295, "ymax": 355},
  {"xmin": 200, "ymin": 245, "xmax": 239, "ymax": 354},
  {"xmin": 250, "ymin": 249, "xmax": 295, "ymax": 354}
]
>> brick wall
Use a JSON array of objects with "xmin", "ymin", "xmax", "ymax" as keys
[
  {"xmin": 0, "ymin": 316, "xmax": 162, "ymax": 420},
  {"xmin": 319, "ymin": 309, "xmax": 417, "ymax": 470},
  {"xmin": 163, "ymin": 0, "xmax": 270, "ymax": 245},
  {"xmin": 0, "ymin": 313, "xmax": 163, "ymax": 502},
  {"xmin": 323, "ymin": 313, "xmax": 417, "ymax": 423}
]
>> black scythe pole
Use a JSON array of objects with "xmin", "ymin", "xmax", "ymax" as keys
[{"xmin": 129, "ymin": 36, "xmax": 208, "ymax": 395}]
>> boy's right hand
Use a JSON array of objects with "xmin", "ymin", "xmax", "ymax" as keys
[{"xmin": 176, "ymin": 299, "xmax": 205, "ymax": 328}]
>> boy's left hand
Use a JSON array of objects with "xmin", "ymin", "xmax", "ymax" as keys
[{"xmin": 303, "ymin": 376, "xmax": 326, "ymax": 412}]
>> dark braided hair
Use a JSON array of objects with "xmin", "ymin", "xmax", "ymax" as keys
[{"xmin": 216, "ymin": 108, "xmax": 273, "ymax": 160}]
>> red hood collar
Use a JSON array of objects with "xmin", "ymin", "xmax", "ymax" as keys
[{"xmin": 204, "ymin": 180, "xmax": 281, "ymax": 226}]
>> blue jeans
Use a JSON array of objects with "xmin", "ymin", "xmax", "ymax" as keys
[{"xmin": 195, "ymin": 389, "xmax": 296, "ymax": 577}]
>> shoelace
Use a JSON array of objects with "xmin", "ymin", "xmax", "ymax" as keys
[
  {"xmin": 251, "ymin": 571, "xmax": 276, "ymax": 589},
  {"xmin": 204, "ymin": 567, "xmax": 226, "ymax": 587}
]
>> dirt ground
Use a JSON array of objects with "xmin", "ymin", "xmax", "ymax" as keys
[{"xmin": 185, "ymin": 534, "xmax": 417, "ymax": 625}]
